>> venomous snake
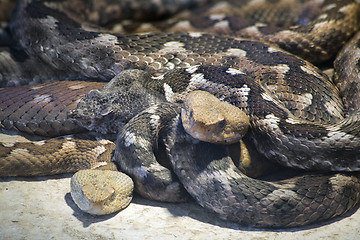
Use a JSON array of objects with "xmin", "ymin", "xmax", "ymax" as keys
[{"xmin": 1, "ymin": 0, "xmax": 360, "ymax": 228}]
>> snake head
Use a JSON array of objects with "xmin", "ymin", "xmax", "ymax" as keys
[
  {"xmin": 70, "ymin": 88, "xmax": 130, "ymax": 135},
  {"xmin": 181, "ymin": 90, "xmax": 249, "ymax": 144},
  {"xmin": 70, "ymin": 70, "xmax": 165, "ymax": 135}
]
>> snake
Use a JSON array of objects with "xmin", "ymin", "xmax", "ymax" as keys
[{"xmin": 0, "ymin": 0, "xmax": 360, "ymax": 228}]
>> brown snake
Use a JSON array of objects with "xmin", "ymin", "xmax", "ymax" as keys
[{"xmin": 0, "ymin": 0, "xmax": 360, "ymax": 228}]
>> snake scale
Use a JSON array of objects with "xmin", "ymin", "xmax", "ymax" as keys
[{"xmin": 1, "ymin": 0, "xmax": 360, "ymax": 228}]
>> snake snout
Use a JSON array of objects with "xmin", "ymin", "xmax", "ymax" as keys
[{"xmin": 70, "ymin": 169, "xmax": 134, "ymax": 215}]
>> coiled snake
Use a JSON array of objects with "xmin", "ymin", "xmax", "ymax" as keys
[{"xmin": 1, "ymin": 0, "xmax": 360, "ymax": 228}]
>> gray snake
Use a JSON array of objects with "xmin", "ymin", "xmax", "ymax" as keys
[{"xmin": 0, "ymin": 0, "xmax": 360, "ymax": 228}]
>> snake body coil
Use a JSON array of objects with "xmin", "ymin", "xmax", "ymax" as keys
[{"xmin": 1, "ymin": 0, "xmax": 360, "ymax": 227}]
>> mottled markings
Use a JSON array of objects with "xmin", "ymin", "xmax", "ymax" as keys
[
  {"xmin": 189, "ymin": 73, "xmax": 206, "ymax": 85},
  {"xmin": 92, "ymin": 161, "xmax": 110, "ymax": 169},
  {"xmin": 267, "ymin": 47, "xmax": 280, "ymax": 53},
  {"xmin": 277, "ymin": 30, "xmax": 295, "ymax": 37},
  {"xmin": 188, "ymin": 32, "xmax": 203, "ymax": 38},
  {"xmin": 163, "ymin": 82, "xmax": 175, "ymax": 102},
  {"xmin": 300, "ymin": 65, "xmax": 320, "ymax": 78},
  {"xmin": 11, "ymin": 148, "xmax": 30, "ymax": 155},
  {"xmin": 30, "ymin": 85, "xmax": 45, "ymax": 90},
  {"xmin": 185, "ymin": 65, "xmax": 200, "ymax": 74},
  {"xmin": 151, "ymin": 74, "xmax": 165, "ymax": 80},
  {"xmin": 338, "ymin": 4, "xmax": 352, "ymax": 13},
  {"xmin": 255, "ymin": 23, "xmax": 267, "ymax": 27},
  {"xmin": 209, "ymin": 14, "xmax": 226, "ymax": 21},
  {"xmin": 144, "ymin": 23, "xmax": 163, "ymax": 33},
  {"xmin": 324, "ymin": 100, "xmax": 344, "ymax": 119},
  {"xmin": 185, "ymin": 72, "xmax": 252, "ymax": 105},
  {"xmin": 33, "ymin": 140, "xmax": 46, "ymax": 146},
  {"xmin": 163, "ymin": 41, "xmax": 185, "ymax": 49},
  {"xmin": 285, "ymin": 117, "xmax": 303, "ymax": 125},
  {"xmin": 149, "ymin": 114, "xmax": 161, "ymax": 126},
  {"xmin": 62, "ymin": 140, "xmax": 76, "ymax": 149},
  {"xmin": 214, "ymin": 20, "xmax": 230, "ymax": 29},
  {"xmin": 261, "ymin": 92, "xmax": 274, "ymax": 102},
  {"xmin": 96, "ymin": 33, "xmax": 118, "ymax": 43},
  {"xmin": 238, "ymin": 84, "xmax": 251, "ymax": 102},
  {"xmin": 313, "ymin": 20, "xmax": 335, "ymax": 33},
  {"xmin": 146, "ymin": 105, "xmax": 158, "ymax": 115},
  {"xmin": 123, "ymin": 131, "xmax": 136, "ymax": 147},
  {"xmin": 98, "ymin": 139, "xmax": 112, "ymax": 145},
  {"xmin": 173, "ymin": 20, "xmax": 194, "ymax": 31},
  {"xmin": 147, "ymin": 162, "xmax": 168, "ymax": 172},
  {"xmin": 2, "ymin": 142, "xmax": 15, "ymax": 147},
  {"xmin": 251, "ymin": 0, "xmax": 266, "ymax": 4},
  {"xmin": 92, "ymin": 145, "xmax": 107, "ymax": 155},
  {"xmin": 324, "ymin": 3, "xmax": 337, "ymax": 11},
  {"xmin": 242, "ymin": 25, "xmax": 260, "ymax": 35},
  {"xmin": 225, "ymin": 48, "xmax": 247, "ymax": 57},
  {"xmin": 302, "ymin": 93, "xmax": 313, "ymax": 108},
  {"xmin": 208, "ymin": 1, "xmax": 232, "ymax": 13},
  {"xmin": 240, "ymin": 84, "xmax": 251, "ymax": 94},
  {"xmin": 326, "ymin": 130, "xmax": 353, "ymax": 142},
  {"xmin": 274, "ymin": 64, "xmax": 290, "ymax": 74},
  {"xmin": 326, "ymin": 127, "xmax": 341, "ymax": 136},
  {"xmin": 262, "ymin": 114, "xmax": 281, "ymax": 129},
  {"xmin": 32, "ymin": 94, "xmax": 52, "ymax": 104},
  {"xmin": 153, "ymin": 40, "xmax": 188, "ymax": 70},
  {"xmin": 318, "ymin": 14, "xmax": 328, "ymax": 20},
  {"xmin": 68, "ymin": 84, "xmax": 85, "ymax": 90},
  {"xmin": 226, "ymin": 68, "xmax": 245, "ymax": 75}
]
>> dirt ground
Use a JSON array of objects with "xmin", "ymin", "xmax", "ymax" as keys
[{"xmin": 0, "ymin": 174, "xmax": 359, "ymax": 240}]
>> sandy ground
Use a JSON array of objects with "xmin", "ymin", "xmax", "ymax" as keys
[{"xmin": 0, "ymin": 174, "xmax": 359, "ymax": 240}]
